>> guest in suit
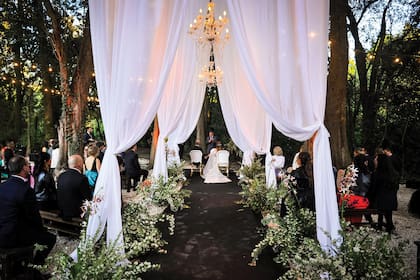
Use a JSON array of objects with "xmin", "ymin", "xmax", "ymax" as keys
[
  {"xmin": 0, "ymin": 156, "xmax": 56, "ymax": 264},
  {"xmin": 123, "ymin": 144, "xmax": 148, "ymax": 192},
  {"xmin": 57, "ymin": 154, "xmax": 92, "ymax": 219},
  {"xmin": 83, "ymin": 127, "xmax": 95, "ymax": 146},
  {"xmin": 206, "ymin": 128, "xmax": 218, "ymax": 155}
]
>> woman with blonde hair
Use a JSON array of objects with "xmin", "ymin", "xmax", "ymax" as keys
[{"xmin": 85, "ymin": 143, "xmax": 101, "ymax": 190}]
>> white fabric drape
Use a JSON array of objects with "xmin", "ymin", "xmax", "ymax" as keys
[
  {"xmin": 226, "ymin": 0, "xmax": 341, "ymax": 251},
  {"xmin": 152, "ymin": 2, "xmax": 207, "ymax": 179},
  {"xmin": 216, "ymin": 0, "xmax": 272, "ymax": 177},
  {"xmin": 86, "ymin": 0, "xmax": 187, "ymax": 255}
]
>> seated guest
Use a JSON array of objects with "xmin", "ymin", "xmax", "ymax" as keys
[
  {"xmin": 123, "ymin": 144, "xmax": 148, "ymax": 192},
  {"xmin": 0, "ymin": 156, "xmax": 56, "ymax": 264},
  {"xmin": 191, "ymin": 139, "xmax": 204, "ymax": 167},
  {"xmin": 34, "ymin": 152, "xmax": 57, "ymax": 211},
  {"xmin": 192, "ymin": 139, "xmax": 203, "ymax": 153},
  {"xmin": 353, "ymin": 154, "xmax": 371, "ymax": 197},
  {"xmin": 84, "ymin": 144, "xmax": 101, "ymax": 191},
  {"xmin": 57, "ymin": 155, "xmax": 92, "ymax": 219}
]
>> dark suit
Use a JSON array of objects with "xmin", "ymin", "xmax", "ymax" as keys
[
  {"xmin": 206, "ymin": 135, "xmax": 218, "ymax": 154},
  {"xmin": 57, "ymin": 168, "xmax": 92, "ymax": 219},
  {"xmin": 0, "ymin": 176, "xmax": 56, "ymax": 264},
  {"xmin": 123, "ymin": 150, "xmax": 148, "ymax": 191}
]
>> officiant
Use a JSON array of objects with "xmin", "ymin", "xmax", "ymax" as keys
[{"xmin": 206, "ymin": 128, "xmax": 218, "ymax": 154}]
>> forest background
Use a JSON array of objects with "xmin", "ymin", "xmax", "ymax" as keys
[{"xmin": 0, "ymin": 0, "xmax": 419, "ymax": 185}]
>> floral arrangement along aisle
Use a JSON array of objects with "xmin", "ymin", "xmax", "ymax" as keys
[
  {"xmin": 122, "ymin": 163, "xmax": 191, "ymax": 258},
  {"xmin": 36, "ymin": 164, "xmax": 191, "ymax": 279},
  {"xmin": 238, "ymin": 159, "xmax": 409, "ymax": 279}
]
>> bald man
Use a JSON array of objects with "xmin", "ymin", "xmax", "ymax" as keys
[{"xmin": 57, "ymin": 155, "xmax": 92, "ymax": 219}]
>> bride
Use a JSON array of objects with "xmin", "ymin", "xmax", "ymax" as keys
[{"xmin": 202, "ymin": 146, "xmax": 231, "ymax": 184}]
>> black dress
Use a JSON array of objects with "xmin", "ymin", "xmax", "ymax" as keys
[{"xmin": 291, "ymin": 167, "xmax": 315, "ymax": 211}]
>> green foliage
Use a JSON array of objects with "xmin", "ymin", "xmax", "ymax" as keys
[
  {"xmin": 281, "ymin": 225, "xmax": 409, "ymax": 280},
  {"xmin": 240, "ymin": 156, "xmax": 409, "ymax": 279},
  {"xmin": 36, "ymin": 225, "xmax": 159, "ymax": 279},
  {"xmin": 122, "ymin": 201, "xmax": 175, "ymax": 258},
  {"xmin": 139, "ymin": 176, "xmax": 191, "ymax": 212}
]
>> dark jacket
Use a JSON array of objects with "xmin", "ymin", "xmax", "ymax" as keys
[
  {"xmin": 35, "ymin": 171, "xmax": 57, "ymax": 203},
  {"xmin": 57, "ymin": 168, "xmax": 92, "ymax": 219},
  {"xmin": 123, "ymin": 150, "xmax": 142, "ymax": 177},
  {"xmin": 0, "ymin": 176, "xmax": 45, "ymax": 248}
]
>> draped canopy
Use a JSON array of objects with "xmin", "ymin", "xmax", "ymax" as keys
[{"xmin": 87, "ymin": 0, "xmax": 340, "ymax": 256}]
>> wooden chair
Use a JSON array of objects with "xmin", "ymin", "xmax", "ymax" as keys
[
  {"xmin": 217, "ymin": 150, "xmax": 230, "ymax": 175},
  {"xmin": 189, "ymin": 150, "xmax": 203, "ymax": 176}
]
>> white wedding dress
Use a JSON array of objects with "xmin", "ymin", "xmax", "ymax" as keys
[{"xmin": 202, "ymin": 148, "xmax": 231, "ymax": 184}]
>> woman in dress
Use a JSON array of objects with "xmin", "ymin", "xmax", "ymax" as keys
[
  {"xmin": 34, "ymin": 152, "xmax": 57, "ymax": 210},
  {"xmin": 202, "ymin": 144, "xmax": 231, "ymax": 184},
  {"xmin": 84, "ymin": 143, "xmax": 101, "ymax": 191},
  {"xmin": 291, "ymin": 152, "xmax": 314, "ymax": 211}
]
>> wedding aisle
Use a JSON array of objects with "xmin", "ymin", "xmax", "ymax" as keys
[{"xmin": 143, "ymin": 174, "xmax": 280, "ymax": 280}]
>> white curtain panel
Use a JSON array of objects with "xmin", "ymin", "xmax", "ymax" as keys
[
  {"xmin": 86, "ymin": 0, "xmax": 187, "ymax": 255},
  {"xmin": 216, "ymin": 0, "xmax": 273, "ymax": 180},
  {"xmin": 226, "ymin": 0, "xmax": 341, "ymax": 252},
  {"xmin": 152, "ymin": 3, "xmax": 207, "ymax": 179}
]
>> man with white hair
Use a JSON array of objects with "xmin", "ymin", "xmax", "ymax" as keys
[{"xmin": 57, "ymin": 155, "xmax": 92, "ymax": 220}]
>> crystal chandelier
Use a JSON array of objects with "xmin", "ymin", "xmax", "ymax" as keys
[
  {"xmin": 188, "ymin": 0, "xmax": 230, "ymax": 46},
  {"xmin": 189, "ymin": 0, "xmax": 229, "ymax": 89}
]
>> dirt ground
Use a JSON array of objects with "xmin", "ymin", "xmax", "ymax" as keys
[{"xmin": 391, "ymin": 185, "xmax": 419, "ymax": 279}]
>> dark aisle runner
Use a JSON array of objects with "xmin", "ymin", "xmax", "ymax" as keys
[{"xmin": 143, "ymin": 174, "xmax": 280, "ymax": 280}]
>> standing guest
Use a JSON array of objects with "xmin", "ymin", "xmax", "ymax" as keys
[
  {"xmin": 34, "ymin": 152, "xmax": 57, "ymax": 211},
  {"xmin": 123, "ymin": 144, "xmax": 148, "ymax": 192},
  {"xmin": 271, "ymin": 146, "xmax": 285, "ymax": 179},
  {"xmin": 206, "ymin": 128, "xmax": 218, "ymax": 155},
  {"xmin": 96, "ymin": 141, "xmax": 106, "ymax": 163},
  {"xmin": 383, "ymin": 145, "xmax": 401, "ymax": 183},
  {"xmin": 0, "ymin": 156, "xmax": 56, "ymax": 264},
  {"xmin": 372, "ymin": 153, "xmax": 399, "ymax": 233},
  {"xmin": 47, "ymin": 139, "xmax": 55, "ymax": 157},
  {"xmin": 84, "ymin": 144, "xmax": 101, "ymax": 191},
  {"xmin": 291, "ymin": 152, "xmax": 315, "ymax": 211},
  {"xmin": 50, "ymin": 142, "xmax": 60, "ymax": 177},
  {"xmin": 3, "ymin": 140, "xmax": 15, "ymax": 177},
  {"xmin": 83, "ymin": 127, "xmax": 95, "ymax": 146},
  {"xmin": 57, "ymin": 155, "xmax": 92, "ymax": 219}
]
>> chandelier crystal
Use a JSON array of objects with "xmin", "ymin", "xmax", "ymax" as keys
[{"xmin": 189, "ymin": 0, "xmax": 229, "ymax": 89}]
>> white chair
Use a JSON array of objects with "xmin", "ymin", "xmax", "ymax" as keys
[
  {"xmin": 217, "ymin": 150, "xmax": 230, "ymax": 175},
  {"xmin": 189, "ymin": 150, "xmax": 203, "ymax": 176}
]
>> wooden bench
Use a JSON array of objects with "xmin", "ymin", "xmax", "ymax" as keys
[
  {"xmin": 0, "ymin": 246, "xmax": 34, "ymax": 279},
  {"xmin": 39, "ymin": 210, "xmax": 83, "ymax": 237},
  {"xmin": 342, "ymin": 208, "xmax": 381, "ymax": 226}
]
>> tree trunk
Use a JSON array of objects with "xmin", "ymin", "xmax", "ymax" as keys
[
  {"xmin": 150, "ymin": 116, "xmax": 159, "ymax": 167},
  {"xmin": 325, "ymin": 0, "xmax": 351, "ymax": 168},
  {"xmin": 196, "ymin": 94, "xmax": 209, "ymax": 152},
  {"xmin": 42, "ymin": 0, "xmax": 93, "ymax": 168}
]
